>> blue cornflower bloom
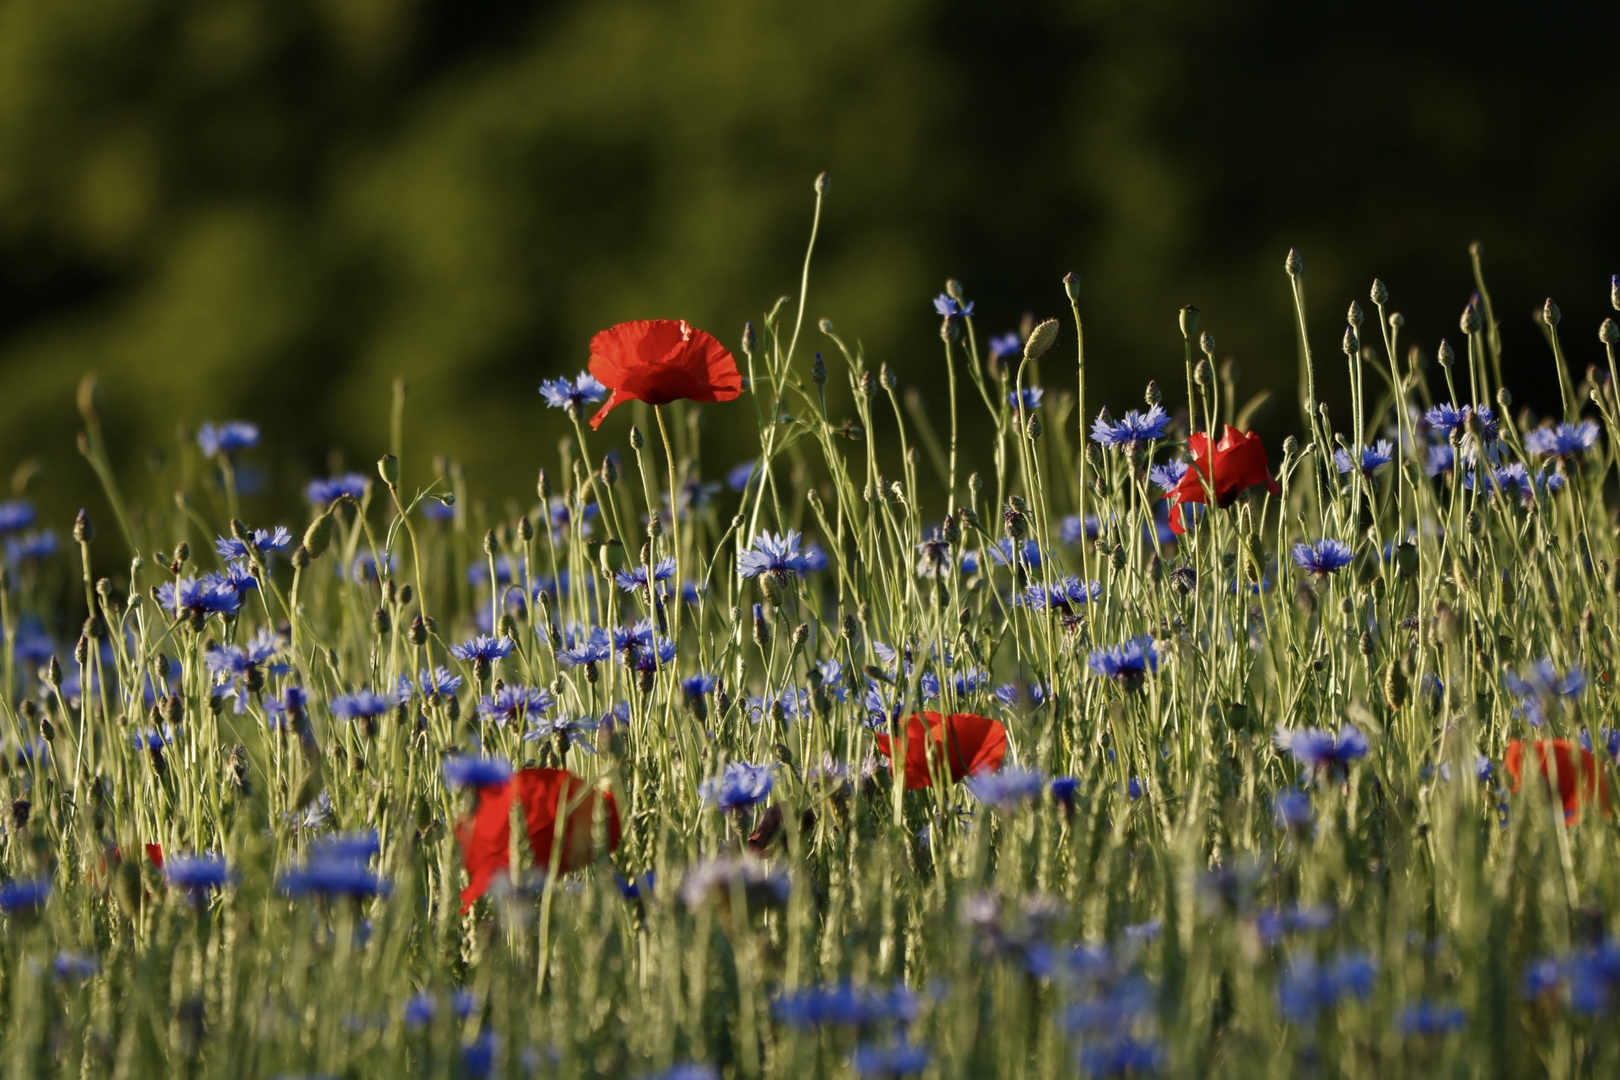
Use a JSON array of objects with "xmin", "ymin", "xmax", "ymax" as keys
[
  {"xmin": 0, "ymin": 877, "xmax": 51, "ymax": 913},
  {"xmin": 400, "ymin": 665, "xmax": 462, "ymax": 699},
  {"xmin": 307, "ymin": 831, "xmax": 381, "ymax": 863},
  {"xmin": 1425, "ymin": 444, "xmax": 1455, "ymax": 476},
  {"xmin": 330, "ymin": 689, "xmax": 399, "ymax": 722},
  {"xmin": 523, "ymin": 714, "xmax": 599, "ymax": 752},
  {"xmin": 987, "ymin": 538, "xmax": 1044, "ymax": 568},
  {"xmin": 1275, "ymin": 952, "xmax": 1376, "ymax": 1021},
  {"xmin": 1272, "ymin": 790, "xmax": 1314, "ymax": 830},
  {"xmin": 450, "ymin": 635, "xmax": 515, "ymax": 664},
  {"xmin": 700, "ymin": 762, "xmax": 774, "ymax": 811},
  {"xmin": 987, "ymin": 332, "xmax": 1022, "ymax": 362},
  {"xmin": 479, "ymin": 685, "xmax": 553, "ymax": 726},
  {"xmin": 1526, "ymin": 420, "xmax": 1600, "ymax": 459},
  {"xmin": 852, "ymin": 1040, "xmax": 930, "ymax": 1078},
  {"xmin": 932, "ymin": 294, "xmax": 974, "ymax": 319},
  {"xmin": 278, "ymin": 859, "xmax": 391, "ymax": 900},
  {"xmin": 1149, "ymin": 460, "xmax": 1189, "ymax": 492},
  {"xmin": 1009, "ymin": 386, "xmax": 1044, "ymax": 410},
  {"xmin": 1334, "ymin": 439, "xmax": 1395, "ymax": 476},
  {"xmin": 403, "ymin": 992, "xmax": 438, "ymax": 1029},
  {"xmin": 4, "ymin": 530, "xmax": 57, "ymax": 563},
  {"xmin": 306, "ymin": 472, "xmax": 369, "ymax": 505},
  {"xmin": 613, "ymin": 623, "xmax": 676, "ymax": 669},
  {"xmin": 1397, "ymin": 1001, "xmax": 1466, "ymax": 1036},
  {"xmin": 748, "ymin": 688, "xmax": 809, "ymax": 724},
  {"xmin": 920, "ymin": 667, "xmax": 990, "ymax": 701},
  {"xmin": 1091, "ymin": 405, "xmax": 1170, "ymax": 447},
  {"xmin": 165, "ymin": 855, "xmax": 232, "ymax": 893},
  {"xmin": 1275, "ymin": 724, "xmax": 1369, "ymax": 774},
  {"xmin": 556, "ymin": 626, "xmax": 611, "ymax": 668},
  {"xmin": 0, "ymin": 500, "xmax": 35, "ymax": 533},
  {"xmin": 1059, "ymin": 514, "xmax": 1101, "ymax": 546},
  {"xmin": 1292, "ymin": 538, "xmax": 1353, "ymax": 576},
  {"xmin": 1050, "ymin": 776, "xmax": 1079, "ymax": 807},
  {"xmin": 738, "ymin": 531, "xmax": 816, "ymax": 578},
  {"xmin": 863, "ymin": 684, "xmax": 902, "ymax": 730},
  {"xmin": 1562, "ymin": 943, "xmax": 1620, "ymax": 1013},
  {"xmin": 636, "ymin": 1066, "xmax": 720, "ymax": 1080},
  {"xmin": 1020, "ymin": 576, "xmax": 1102, "ymax": 611},
  {"xmin": 132, "ymin": 726, "xmax": 175, "ymax": 752},
  {"xmin": 727, "ymin": 461, "xmax": 757, "ymax": 492},
  {"xmin": 214, "ymin": 527, "xmax": 293, "ymax": 560},
  {"xmin": 204, "ymin": 560, "xmax": 258, "ymax": 601},
  {"xmin": 1075, "ymin": 1035, "xmax": 1163, "ymax": 1078},
  {"xmin": 1254, "ymin": 903, "xmax": 1336, "ymax": 944},
  {"xmin": 443, "ymin": 755, "xmax": 512, "ymax": 789},
  {"xmin": 1087, "ymin": 637, "xmax": 1158, "ymax": 687},
  {"xmin": 773, "ymin": 983, "xmax": 919, "ymax": 1028},
  {"xmin": 966, "ymin": 766, "xmax": 1045, "ymax": 807},
  {"xmin": 1424, "ymin": 403, "xmax": 1471, "ymax": 437},
  {"xmin": 994, "ymin": 683, "xmax": 1018, "ymax": 708},
  {"xmin": 615, "ymin": 557, "xmax": 677, "ymax": 592},
  {"xmin": 197, "ymin": 421, "xmax": 259, "ymax": 457},
  {"xmin": 53, "ymin": 952, "xmax": 99, "ymax": 981},
  {"xmin": 204, "ymin": 628, "xmax": 279, "ymax": 713},
  {"xmin": 539, "ymin": 371, "xmax": 608, "ymax": 412},
  {"xmin": 681, "ymin": 672, "xmax": 719, "ymax": 700},
  {"xmin": 1503, "ymin": 658, "xmax": 1585, "ymax": 727}
]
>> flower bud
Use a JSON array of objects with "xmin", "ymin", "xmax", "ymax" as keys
[
  {"xmin": 879, "ymin": 363, "xmax": 897, "ymax": 390},
  {"xmin": 372, "ymin": 606, "xmax": 391, "ymax": 637},
  {"xmin": 815, "ymin": 171, "xmax": 830, "ymax": 195},
  {"xmin": 1602, "ymin": 318, "xmax": 1620, "ymax": 346},
  {"xmin": 1543, "ymin": 298, "xmax": 1561, "ymax": 327},
  {"xmin": 818, "ymin": 318, "xmax": 834, "ymax": 334},
  {"xmin": 290, "ymin": 544, "xmax": 311, "ymax": 570},
  {"xmin": 1063, "ymin": 272, "xmax": 1082, "ymax": 302},
  {"xmin": 1193, "ymin": 359, "xmax": 1214, "ymax": 387},
  {"xmin": 517, "ymin": 515, "xmax": 533, "ymax": 542},
  {"xmin": 1460, "ymin": 305, "xmax": 1481, "ymax": 335},
  {"xmin": 1342, "ymin": 325, "xmax": 1359, "ymax": 356},
  {"xmin": 858, "ymin": 371, "xmax": 877, "ymax": 399},
  {"xmin": 173, "ymin": 542, "xmax": 190, "ymax": 566},
  {"xmin": 409, "ymin": 615, "xmax": 427, "ymax": 647},
  {"xmin": 1436, "ymin": 339, "xmax": 1455, "ymax": 369},
  {"xmin": 1179, "ymin": 305, "xmax": 1200, "ymax": 340},
  {"xmin": 1285, "ymin": 248, "xmax": 1305, "ymax": 278},
  {"xmin": 647, "ymin": 512, "xmax": 663, "ymax": 540},
  {"xmin": 601, "ymin": 454, "xmax": 618, "ymax": 486},
  {"xmin": 810, "ymin": 354, "xmax": 828, "ymax": 385},
  {"xmin": 1370, "ymin": 279, "xmax": 1388, "ymax": 306},
  {"xmin": 378, "ymin": 454, "xmax": 400, "ymax": 487},
  {"xmin": 1024, "ymin": 318, "xmax": 1060, "ymax": 360},
  {"xmin": 1144, "ymin": 380, "xmax": 1162, "ymax": 406},
  {"xmin": 1390, "ymin": 312, "xmax": 1404, "ymax": 330},
  {"xmin": 1199, "ymin": 330, "xmax": 1216, "ymax": 359},
  {"xmin": 742, "ymin": 321, "xmax": 759, "ymax": 357},
  {"xmin": 73, "ymin": 509, "xmax": 94, "ymax": 544}
]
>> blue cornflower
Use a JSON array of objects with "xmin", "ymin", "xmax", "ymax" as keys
[
  {"xmin": 523, "ymin": 714, "xmax": 599, "ymax": 752},
  {"xmin": 966, "ymin": 766, "xmax": 1045, "ymax": 807},
  {"xmin": 915, "ymin": 531, "xmax": 954, "ymax": 579},
  {"xmin": 727, "ymin": 461, "xmax": 757, "ymax": 492},
  {"xmin": 1021, "ymin": 576, "xmax": 1102, "ymax": 611},
  {"xmin": 1425, "ymin": 444, "xmax": 1455, "ymax": 476},
  {"xmin": 0, "ymin": 500, "xmax": 35, "ymax": 533},
  {"xmin": 1503, "ymin": 658, "xmax": 1585, "ymax": 727},
  {"xmin": 1076, "ymin": 1035, "xmax": 1163, "ymax": 1078},
  {"xmin": 547, "ymin": 496, "xmax": 599, "ymax": 540},
  {"xmin": 0, "ymin": 877, "xmax": 51, "ymax": 913},
  {"xmin": 403, "ymin": 992, "xmax": 438, "ymax": 1029},
  {"xmin": 420, "ymin": 497, "xmax": 454, "ymax": 522},
  {"xmin": 450, "ymin": 635, "xmax": 515, "ymax": 665},
  {"xmin": 738, "ymin": 531, "xmax": 816, "ymax": 579},
  {"xmin": 1275, "ymin": 724, "xmax": 1369, "ymax": 774},
  {"xmin": 307, "ymin": 831, "xmax": 381, "ymax": 863},
  {"xmin": 700, "ymin": 762, "xmax": 774, "ymax": 811},
  {"xmin": 1563, "ymin": 943, "xmax": 1620, "ymax": 1013},
  {"xmin": 400, "ymin": 666, "xmax": 462, "ymax": 699},
  {"xmin": 613, "ymin": 623, "xmax": 676, "ymax": 670},
  {"xmin": 443, "ymin": 755, "xmax": 512, "ymax": 789},
  {"xmin": 330, "ymin": 689, "xmax": 399, "ymax": 722},
  {"xmin": 681, "ymin": 672, "xmax": 719, "ymax": 700},
  {"xmin": 479, "ymin": 685, "xmax": 553, "ymax": 726},
  {"xmin": 852, "ymin": 1040, "xmax": 930, "ymax": 1078},
  {"xmin": 1397, "ymin": 1001, "xmax": 1466, "ymax": 1036},
  {"xmin": 988, "ymin": 538, "xmax": 1044, "ymax": 568},
  {"xmin": 1254, "ymin": 903, "xmax": 1336, "ymax": 944},
  {"xmin": 1334, "ymin": 439, "xmax": 1395, "ymax": 476},
  {"xmin": 863, "ymin": 684, "xmax": 902, "ymax": 730},
  {"xmin": 1275, "ymin": 952, "xmax": 1376, "ymax": 1021},
  {"xmin": 53, "ymin": 952, "xmax": 99, "ymax": 981},
  {"xmin": 165, "ymin": 855, "xmax": 232, "ymax": 893},
  {"xmin": 278, "ymin": 859, "xmax": 391, "ymax": 900},
  {"xmin": 1009, "ymin": 386, "xmax": 1045, "ymax": 410},
  {"xmin": 615, "ymin": 557, "xmax": 677, "ymax": 592},
  {"xmin": 556, "ymin": 626, "xmax": 611, "ymax": 668},
  {"xmin": 204, "ymin": 628, "xmax": 279, "ymax": 712},
  {"xmin": 748, "ymin": 688, "xmax": 809, "ymax": 724},
  {"xmin": 1091, "ymin": 405, "xmax": 1171, "ymax": 447},
  {"xmin": 1424, "ymin": 403, "xmax": 1471, "ymax": 438},
  {"xmin": 1087, "ymin": 637, "xmax": 1158, "ymax": 687},
  {"xmin": 932, "ymin": 294, "xmax": 974, "ymax": 319},
  {"xmin": 306, "ymin": 473, "xmax": 369, "ymax": 505},
  {"xmin": 1272, "ymin": 790, "xmax": 1314, "ymax": 830},
  {"xmin": 1292, "ymin": 538, "xmax": 1353, "ymax": 576},
  {"xmin": 1526, "ymin": 420, "xmax": 1600, "ymax": 459},
  {"xmin": 204, "ymin": 560, "xmax": 258, "ymax": 600},
  {"xmin": 1149, "ymin": 460, "xmax": 1189, "ymax": 492},
  {"xmin": 539, "ymin": 371, "xmax": 608, "ymax": 412},
  {"xmin": 773, "ymin": 983, "xmax": 919, "ymax": 1028},
  {"xmin": 987, "ymin": 332, "xmax": 1022, "ymax": 363},
  {"xmin": 214, "ymin": 527, "xmax": 293, "ymax": 560},
  {"xmin": 197, "ymin": 421, "xmax": 259, "ymax": 457},
  {"xmin": 1060, "ymin": 514, "xmax": 1100, "ymax": 546},
  {"xmin": 4, "ymin": 530, "xmax": 57, "ymax": 563},
  {"xmin": 1050, "ymin": 776, "xmax": 1079, "ymax": 808},
  {"xmin": 920, "ymin": 667, "xmax": 990, "ymax": 701},
  {"xmin": 345, "ymin": 550, "xmax": 398, "ymax": 584},
  {"xmin": 132, "ymin": 726, "xmax": 175, "ymax": 751},
  {"xmin": 636, "ymin": 1066, "xmax": 720, "ymax": 1080}
]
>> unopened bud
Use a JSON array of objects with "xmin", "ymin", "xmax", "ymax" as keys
[
  {"xmin": 378, "ymin": 454, "xmax": 400, "ymax": 487},
  {"xmin": 303, "ymin": 514, "xmax": 333, "ymax": 559},
  {"xmin": 810, "ymin": 354, "xmax": 828, "ymax": 385},
  {"xmin": 73, "ymin": 509, "xmax": 94, "ymax": 544},
  {"xmin": 1179, "ymin": 305, "xmax": 1200, "ymax": 340},
  {"xmin": 1144, "ymin": 380, "xmax": 1162, "ymax": 407},
  {"xmin": 1436, "ymin": 339, "xmax": 1455, "ymax": 369},
  {"xmin": 1602, "ymin": 318, "xmax": 1620, "ymax": 346},
  {"xmin": 742, "ymin": 321, "xmax": 759, "ymax": 357},
  {"xmin": 601, "ymin": 455, "xmax": 619, "ymax": 486},
  {"xmin": 1024, "ymin": 318, "xmax": 1060, "ymax": 360},
  {"xmin": 1342, "ymin": 325, "xmax": 1359, "ymax": 356},
  {"xmin": 1370, "ymin": 279, "xmax": 1388, "ymax": 306},
  {"xmin": 517, "ymin": 515, "xmax": 533, "ymax": 542},
  {"xmin": 1193, "ymin": 359, "xmax": 1213, "ymax": 387},
  {"xmin": 1460, "ymin": 305, "xmax": 1481, "ymax": 335},
  {"xmin": 1199, "ymin": 330, "xmax": 1216, "ymax": 359},
  {"xmin": 1543, "ymin": 298, "xmax": 1561, "ymax": 327},
  {"xmin": 1285, "ymin": 248, "xmax": 1305, "ymax": 278},
  {"xmin": 1063, "ymin": 272, "xmax": 1082, "ymax": 302}
]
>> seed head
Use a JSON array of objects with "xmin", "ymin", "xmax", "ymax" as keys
[{"xmin": 810, "ymin": 354, "xmax": 828, "ymax": 385}]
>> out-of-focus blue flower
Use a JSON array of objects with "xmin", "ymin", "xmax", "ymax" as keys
[
  {"xmin": 681, "ymin": 673, "xmax": 719, "ymax": 699},
  {"xmin": 306, "ymin": 473, "xmax": 369, "ymax": 506},
  {"xmin": 1396, "ymin": 1001, "xmax": 1466, "ymax": 1036},
  {"xmin": 165, "ymin": 855, "xmax": 232, "ymax": 893},
  {"xmin": 1075, "ymin": 1034, "xmax": 1163, "ymax": 1077},
  {"xmin": 0, "ymin": 877, "xmax": 51, "ymax": 913},
  {"xmin": 479, "ymin": 685, "xmax": 553, "ymax": 726},
  {"xmin": 53, "ymin": 952, "xmax": 99, "ymax": 981},
  {"xmin": 1126, "ymin": 777, "xmax": 1143, "ymax": 801},
  {"xmin": 330, "ymin": 689, "xmax": 399, "ymax": 722},
  {"xmin": 132, "ymin": 726, "xmax": 176, "ymax": 751},
  {"xmin": 1020, "ymin": 576, "xmax": 1102, "ymax": 612},
  {"xmin": 203, "ymin": 627, "xmax": 279, "ymax": 711},
  {"xmin": 635, "ymin": 1066, "xmax": 720, "ymax": 1080},
  {"xmin": 1009, "ymin": 387, "xmax": 1045, "ymax": 410},
  {"xmin": 932, "ymin": 294, "xmax": 974, "ymax": 319},
  {"xmin": 539, "ymin": 372, "xmax": 608, "ymax": 411},
  {"xmin": 198, "ymin": 421, "xmax": 259, "ymax": 457},
  {"xmin": 968, "ymin": 767, "xmax": 1045, "ymax": 807},
  {"xmin": 1275, "ymin": 952, "xmax": 1377, "ymax": 1021},
  {"xmin": 214, "ymin": 527, "xmax": 292, "ymax": 560},
  {"xmin": 0, "ymin": 500, "xmax": 35, "ymax": 534},
  {"xmin": 1060, "ymin": 514, "xmax": 1101, "ymax": 546},
  {"xmin": 524, "ymin": 714, "xmax": 599, "ymax": 752},
  {"xmin": 700, "ymin": 761, "xmax": 775, "ymax": 812},
  {"xmin": 308, "ymin": 831, "xmax": 380, "ymax": 864},
  {"xmin": 1091, "ymin": 405, "xmax": 1170, "ymax": 447},
  {"xmin": 278, "ymin": 859, "xmax": 391, "ymax": 900},
  {"xmin": 4, "ymin": 530, "xmax": 57, "ymax": 564},
  {"xmin": 987, "ymin": 538, "xmax": 1044, "ymax": 569},
  {"xmin": 773, "ymin": 982, "xmax": 919, "ymax": 1028},
  {"xmin": 1526, "ymin": 420, "xmax": 1600, "ymax": 459},
  {"xmin": 747, "ymin": 688, "xmax": 810, "ymax": 725},
  {"xmin": 852, "ymin": 1040, "xmax": 930, "ymax": 1078},
  {"xmin": 344, "ymin": 550, "xmax": 399, "ymax": 584},
  {"xmin": 1292, "ymin": 538, "xmax": 1353, "ymax": 576},
  {"xmin": 1149, "ymin": 460, "xmax": 1188, "ymax": 492},
  {"xmin": 1275, "ymin": 724, "xmax": 1369, "ymax": 774},
  {"xmin": 919, "ymin": 667, "xmax": 989, "ymax": 701},
  {"xmin": 400, "ymin": 666, "xmax": 462, "ymax": 699},
  {"xmin": 450, "ymin": 635, "xmax": 515, "ymax": 664},
  {"xmin": 727, "ymin": 461, "xmax": 757, "ymax": 493},
  {"xmin": 915, "ymin": 532, "xmax": 953, "ymax": 579},
  {"xmin": 987, "ymin": 332, "xmax": 1022, "ymax": 362},
  {"xmin": 403, "ymin": 992, "xmax": 438, "ymax": 1029},
  {"xmin": 1254, "ymin": 904, "xmax": 1335, "ymax": 944},
  {"xmin": 1425, "ymin": 444, "xmax": 1455, "ymax": 476},
  {"xmin": 615, "ymin": 557, "xmax": 677, "ymax": 592},
  {"xmin": 1087, "ymin": 637, "xmax": 1158, "ymax": 684},
  {"xmin": 1334, "ymin": 440, "xmax": 1395, "ymax": 476},
  {"xmin": 1272, "ymin": 790, "xmax": 1314, "ymax": 830},
  {"xmin": 443, "ymin": 755, "xmax": 512, "ymax": 789},
  {"xmin": 460, "ymin": 1031, "xmax": 499, "ymax": 1078},
  {"xmin": 739, "ymin": 531, "xmax": 817, "ymax": 578},
  {"xmin": 1050, "ymin": 776, "xmax": 1079, "ymax": 807}
]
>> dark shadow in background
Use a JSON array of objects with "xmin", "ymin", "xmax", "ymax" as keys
[{"xmin": 0, "ymin": 0, "xmax": 1615, "ymax": 531}]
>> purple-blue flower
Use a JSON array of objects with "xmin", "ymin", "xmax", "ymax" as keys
[
  {"xmin": 539, "ymin": 371, "xmax": 609, "ymax": 412},
  {"xmin": 0, "ymin": 877, "xmax": 51, "ymax": 912},
  {"xmin": 932, "ymin": 294, "xmax": 974, "ymax": 319},
  {"xmin": 214, "ymin": 527, "xmax": 292, "ymax": 560},
  {"xmin": 443, "ymin": 755, "xmax": 512, "ymax": 789},
  {"xmin": 966, "ymin": 766, "xmax": 1045, "ymax": 807},
  {"xmin": 479, "ymin": 685, "xmax": 553, "ymax": 726},
  {"xmin": 1275, "ymin": 724, "xmax": 1369, "ymax": 774},
  {"xmin": 449, "ymin": 635, "xmax": 515, "ymax": 664},
  {"xmin": 330, "ymin": 689, "xmax": 399, "ymax": 722},
  {"xmin": 1009, "ymin": 387, "xmax": 1045, "ymax": 410},
  {"xmin": 1148, "ymin": 460, "xmax": 1188, "ymax": 492},
  {"xmin": 1091, "ymin": 405, "xmax": 1170, "ymax": 447},
  {"xmin": 700, "ymin": 762, "xmax": 774, "ymax": 811},
  {"xmin": 987, "ymin": 332, "xmax": 1022, "ymax": 362},
  {"xmin": 0, "ymin": 500, "xmax": 35, "ymax": 534},
  {"xmin": 165, "ymin": 855, "xmax": 232, "ymax": 893},
  {"xmin": 1334, "ymin": 440, "xmax": 1395, "ymax": 476},
  {"xmin": 1087, "ymin": 637, "xmax": 1158, "ymax": 685},
  {"xmin": 306, "ymin": 473, "xmax": 369, "ymax": 505},
  {"xmin": 615, "ymin": 557, "xmax": 677, "ymax": 592},
  {"xmin": 1526, "ymin": 420, "xmax": 1600, "ymax": 459},
  {"xmin": 1292, "ymin": 538, "xmax": 1353, "ymax": 576},
  {"xmin": 197, "ymin": 421, "xmax": 259, "ymax": 458},
  {"xmin": 738, "ymin": 531, "xmax": 816, "ymax": 579}
]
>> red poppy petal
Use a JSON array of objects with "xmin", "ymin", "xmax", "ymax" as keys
[
  {"xmin": 1504, "ymin": 740, "xmax": 1525, "ymax": 793},
  {"xmin": 514, "ymin": 768, "xmax": 621, "ymax": 875},
  {"xmin": 145, "ymin": 843, "xmax": 164, "ymax": 869},
  {"xmin": 456, "ymin": 780, "xmax": 515, "ymax": 911}
]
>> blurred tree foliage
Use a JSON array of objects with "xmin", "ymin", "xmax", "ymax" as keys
[{"xmin": 1, "ymin": 0, "xmax": 1617, "ymax": 525}]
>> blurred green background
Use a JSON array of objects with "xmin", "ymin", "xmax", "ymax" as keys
[{"xmin": 2, "ymin": 0, "xmax": 1618, "ymax": 527}]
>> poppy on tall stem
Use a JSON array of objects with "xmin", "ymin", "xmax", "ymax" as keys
[
  {"xmin": 875, "ymin": 712, "xmax": 1008, "ymax": 791},
  {"xmin": 1504, "ymin": 739, "xmax": 1610, "ymax": 824},
  {"xmin": 1164, "ymin": 425, "xmax": 1281, "ymax": 535}
]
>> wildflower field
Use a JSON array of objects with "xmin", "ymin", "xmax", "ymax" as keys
[{"xmin": 5, "ymin": 180, "xmax": 1620, "ymax": 1080}]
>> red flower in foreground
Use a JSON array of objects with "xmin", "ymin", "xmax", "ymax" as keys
[
  {"xmin": 454, "ymin": 767, "xmax": 622, "ymax": 910},
  {"xmin": 1165, "ymin": 425, "xmax": 1281, "ymax": 535},
  {"xmin": 1505, "ymin": 739, "xmax": 1611, "ymax": 823},
  {"xmin": 586, "ymin": 319, "xmax": 742, "ymax": 430},
  {"xmin": 875, "ymin": 712, "xmax": 1008, "ymax": 791}
]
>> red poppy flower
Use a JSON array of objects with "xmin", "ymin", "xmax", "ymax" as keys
[
  {"xmin": 875, "ymin": 712, "xmax": 1009, "ymax": 791},
  {"xmin": 454, "ymin": 768, "xmax": 622, "ymax": 910},
  {"xmin": 1165, "ymin": 425, "xmax": 1281, "ymax": 535},
  {"xmin": 1504, "ymin": 739, "xmax": 1611, "ymax": 823},
  {"xmin": 586, "ymin": 319, "xmax": 742, "ymax": 430}
]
